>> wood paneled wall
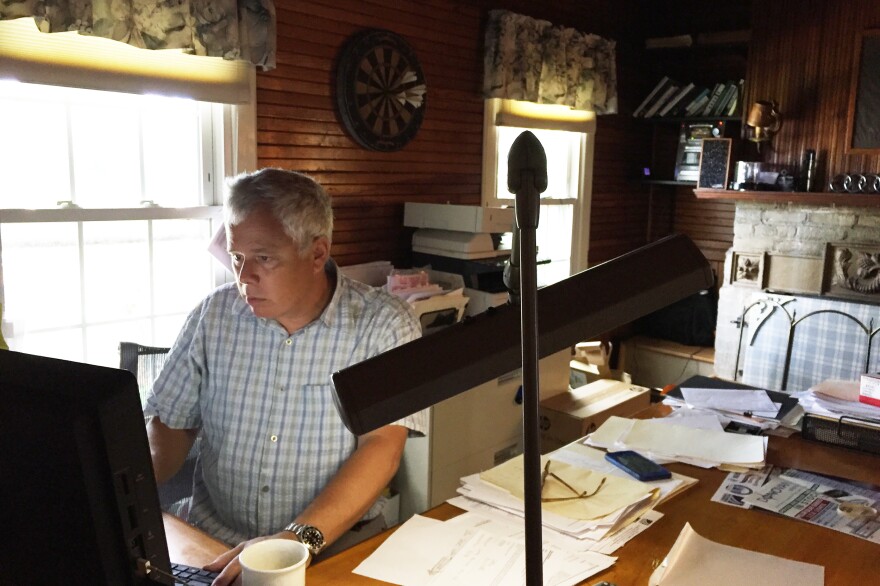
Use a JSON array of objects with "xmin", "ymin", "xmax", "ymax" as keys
[
  {"xmin": 745, "ymin": 0, "xmax": 880, "ymax": 184},
  {"xmin": 259, "ymin": 1, "xmax": 485, "ymax": 267},
  {"xmin": 258, "ymin": 0, "xmax": 648, "ymax": 268},
  {"xmin": 633, "ymin": 1, "xmax": 880, "ymax": 286},
  {"xmin": 259, "ymin": 1, "xmax": 880, "ymax": 273}
]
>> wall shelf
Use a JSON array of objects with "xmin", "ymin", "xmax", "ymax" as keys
[
  {"xmin": 642, "ymin": 115, "xmax": 740, "ymax": 125},
  {"xmin": 643, "ymin": 179, "xmax": 696, "ymax": 186},
  {"xmin": 694, "ymin": 188, "xmax": 880, "ymax": 207}
]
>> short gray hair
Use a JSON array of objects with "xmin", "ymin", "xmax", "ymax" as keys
[{"xmin": 224, "ymin": 168, "xmax": 334, "ymax": 253}]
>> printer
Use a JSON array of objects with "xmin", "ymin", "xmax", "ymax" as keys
[{"xmin": 403, "ymin": 202, "xmax": 515, "ymax": 314}]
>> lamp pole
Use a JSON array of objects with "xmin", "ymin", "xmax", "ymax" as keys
[{"xmin": 507, "ymin": 130, "xmax": 547, "ymax": 585}]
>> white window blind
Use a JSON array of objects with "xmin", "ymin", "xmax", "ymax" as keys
[{"xmin": 0, "ymin": 17, "xmax": 254, "ymax": 104}]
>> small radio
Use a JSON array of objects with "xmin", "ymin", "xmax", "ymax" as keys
[{"xmin": 674, "ymin": 120, "xmax": 730, "ymax": 182}]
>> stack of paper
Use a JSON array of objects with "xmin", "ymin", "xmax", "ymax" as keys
[
  {"xmin": 353, "ymin": 512, "xmax": 617, "ymax": 586},
  {"xmin": 586, "ymin": 415, "xmax": 767, "ymax": 469},
  {"xmin": 795, "ymin": 379, "xmax": 880, "ymax": 420},
  {"xmin": 352, "ymin": 442, "xmax": 698, "ymax": 585},
  {"xmin": 662, "ymin": 375, "xmax": 803, "ymax": 434},
  {"xmin": 452, "ymin": 443, "xmax": 695, "ymax": 551}
]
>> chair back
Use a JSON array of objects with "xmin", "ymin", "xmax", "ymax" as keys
[
  {"xmin": 119, "ymin": 341, "xmax": 195, "ymax": 515},
  {"xmin": 119, "ymin": 341, "xmax": 171, "ymax": 406}
]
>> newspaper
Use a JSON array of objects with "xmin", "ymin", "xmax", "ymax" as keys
[
  {"xmin": 711, "ymin": 465, "xmax": 780, "ymax": 509},
  {"xmin": 742, "ymin": 468, "xmax": 880, "ymax": 544}
]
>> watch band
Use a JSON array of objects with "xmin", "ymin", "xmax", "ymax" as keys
[{"xmin": 283, "ymin": 521, "xmax": 326, "ymax": 555}]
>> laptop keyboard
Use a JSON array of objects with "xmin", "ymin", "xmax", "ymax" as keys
[{"xmin": 171, "ymin": 562, "xmax": 219, "ymax": 585}]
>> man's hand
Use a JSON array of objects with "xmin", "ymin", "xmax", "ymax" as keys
[{"xmin": 205, "ymin": 532, "xmax": 306, "ymax": 586}]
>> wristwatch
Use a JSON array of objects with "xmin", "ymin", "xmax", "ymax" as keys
[{"xmin": 284, "ymin": 521, "xmax": 326, "ymax": 555}]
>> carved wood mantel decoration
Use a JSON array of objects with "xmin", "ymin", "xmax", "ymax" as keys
[
  {"xmin": 730, "ymin": 251, "xmax": 767, "ymax": 288},
  {"xmin": 824, "ymin": 243, "xmax": 880, "ymax": 299}
]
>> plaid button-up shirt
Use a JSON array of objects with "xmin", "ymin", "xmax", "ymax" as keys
[{"xmin": 145, "ymin": 261, "xmax": 423, "ymax": 545}]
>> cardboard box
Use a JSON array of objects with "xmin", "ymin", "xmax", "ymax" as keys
[
  {"xmin": 860, "ymin": 373, "xmax": 880, "ymax": 408},
  {"xmin": 539, "ymin": 379, "xmax": 651, "ymax": 453}
]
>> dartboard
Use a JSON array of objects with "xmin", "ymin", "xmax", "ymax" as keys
[{"xmin": 335, "ymin": 29, "xmax": 427, "ymax": 152}]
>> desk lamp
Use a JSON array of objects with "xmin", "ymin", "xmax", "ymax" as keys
[{"xmin": 332, "ymin": 133, "xmax": 714, "ymax": 585}]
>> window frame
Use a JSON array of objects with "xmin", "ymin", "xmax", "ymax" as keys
[
  {"xmin": 480, "ymin": 98, "xmax": 596, "ymax": 276},
  {"xmin": 0, "ymin": 26, "xmax": 257, "ymax": 362}
]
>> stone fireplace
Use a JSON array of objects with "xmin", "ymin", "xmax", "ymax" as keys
[{"xmin": 714, "ymin": 200, "xmax": 880, "ymax": 391}]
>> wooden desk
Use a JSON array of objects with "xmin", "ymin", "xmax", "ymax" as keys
[{"xmin": 167, "ymin": 407, "xmax": 880, "ymax": 585}]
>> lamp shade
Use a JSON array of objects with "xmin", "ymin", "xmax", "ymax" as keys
[
  {"xmin": 331, "ymin": 233, "xmax": 713, "ymax": 435},
  {"xmin": 745, "ymin": 100, "xmax": 782, "ymax": 143}
]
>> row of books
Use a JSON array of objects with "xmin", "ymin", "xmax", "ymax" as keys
[{"xmin": 633, "ymin": 77, "xmax": 744, "ymax": 119}]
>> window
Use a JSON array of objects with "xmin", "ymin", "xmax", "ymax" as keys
[
  {"xmin": 482, "ymin": 99, "xmax": 595, "ymax": 287},
  {"xmin": 0, "ymin": 81, "xmax": 232, "ymax": 368}
]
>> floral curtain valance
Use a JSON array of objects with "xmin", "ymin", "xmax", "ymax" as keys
[
  {"xmin": 0, "ymin": 0, "xmax": 276, "ymax": 70},
  {"xmin": 483, "ymin": 10, "xmax": 617, "ymax": 114}
]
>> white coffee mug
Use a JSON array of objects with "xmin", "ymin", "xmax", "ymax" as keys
[{"xmin": 239, "ymin": 538, "xmax": 309, "ymax": 586}]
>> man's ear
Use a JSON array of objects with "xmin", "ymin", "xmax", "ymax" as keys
[{"xmin": 311, "ymin": 236, "xmax": 330, "ymax": 270}]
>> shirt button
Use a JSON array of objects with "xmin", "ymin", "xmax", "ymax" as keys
[
  {"xmin": 270, "ymin": 434, "xmax": 278, "ymax": 442},
  {"xmin": 262, "ymin": 485, "xmax": 270, "ymax": 493},
  {"xmin": 285, "ymin": 339, "xmax": 292, "ymax": 346}
]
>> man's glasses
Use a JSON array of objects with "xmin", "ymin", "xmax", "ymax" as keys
[{"xmin": 540, "ymin": 461, "xmax": 606, "ymax": 503}]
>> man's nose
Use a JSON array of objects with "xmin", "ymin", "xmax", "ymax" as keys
[{"xmin": 236, "ymin": 259, "xmax": 257, "ymax": 283}]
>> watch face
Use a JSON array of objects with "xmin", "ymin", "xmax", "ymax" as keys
[
  {"xmin": 300, "ymin": 525, "xmax": 325, "ymax": 551},
  {"xmin": 335, "ymin": 29, "xmax": 427, "ymax": 152}
]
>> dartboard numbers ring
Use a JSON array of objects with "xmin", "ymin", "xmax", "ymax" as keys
[{"xmin": 335, "ymin": 29, "xmax": 427, "ymax": 152}]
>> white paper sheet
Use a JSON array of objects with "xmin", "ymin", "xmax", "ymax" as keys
[
  {"xmin": 649, "ymin": 523, "xmax": 823, "ymax": 585},
  {"xmin": 352, "ymin": 513, "xmax": 616, "ymax": 586},
  {"xmin": 680, "ymin": 387, "xmax": 778, "ymax": 415},
  {"xmin": 352, "ymin": 515, "xmax": 456, "ymax": 585},
  {"xmin": 622, "ymin": 419, "xmax": 766, "ymax": 466}
]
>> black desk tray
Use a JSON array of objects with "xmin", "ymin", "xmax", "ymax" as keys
[{"xmin": 801, "ymin": 413, "xmax": 880, "ymax": 456}]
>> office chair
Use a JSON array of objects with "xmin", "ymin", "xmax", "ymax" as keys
[{"xmin": 119, "ymin": 341, "xmax": 198, "ymax": 517}]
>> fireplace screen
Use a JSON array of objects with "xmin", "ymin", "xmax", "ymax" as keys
[{"xmin": 734, "ymin": 293, "xmax": 880, "ymax": 392}]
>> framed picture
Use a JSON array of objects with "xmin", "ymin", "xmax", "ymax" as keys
[
  {"xmin": 698, "ymin": 138, "xmax": 733, "ymax": 189},
  {"xmin": 846, "ymin": 28, "xmax": 880, "ymax": 153}
]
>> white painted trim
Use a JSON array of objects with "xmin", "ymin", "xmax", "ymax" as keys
[{"xmin": 0, "ymin": 207, "xmax": 221, "ymax": 223}]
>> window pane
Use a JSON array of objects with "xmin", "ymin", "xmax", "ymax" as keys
[
  {"xmin": 143, "ymin": 98, "xmax": 203, "ymax": 206},
  {"xmin": 495, "ymin": 126, "xmax": 579, "ymax": 201},
  {"xmin": 152, "ymin": 219, "xmax": 215, "ymax": 315},
  {"xmin": 0, "ymin": 82, "xmax": 208, "ymax": 210},
  {"xmin": 82, "ymin": 221, "xmax": 151, "ymax": 322},
  {"xmin": 537, "ymin": 204, "xmax": 573, "ymax": 287},
  {"xmin": 85, "ymin": 319, "xmax": 152, "ymax": 369},
  {"xmin": 10, "ymin": 328, "xmax": 85, "ymax": 364},
  {"xmin": 1, "ymin": 223, "xmax": 82, "ymax": 331},
  {"xmin": 70, "ymin": 100, "xmax": 143, "ymax": 208},
  {"xmin": 0, "ymin": 87, "xmax": 71, "ymax": 208}
]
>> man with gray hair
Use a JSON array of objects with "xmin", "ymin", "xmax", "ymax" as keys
[{"xmin": 145, "ymin": 168, "xmax": 423, "ymax": 584}]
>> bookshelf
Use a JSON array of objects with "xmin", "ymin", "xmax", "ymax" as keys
[{"xmin": 637, "ymin": 29, "xmax": 749, "ymax": 275}]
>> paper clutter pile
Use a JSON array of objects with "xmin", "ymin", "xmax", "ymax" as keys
[
  {"xmin": 352, "ymin": 440, "xmax": 696, "ymax": 586},
  {"xmin": 585, "ymin": 415, "xmax": 767, "ymax": 470},
  {"xmin": 385, "ymin": 268, "xmax": 468, "ymax": 334},
  {"xmin": 795, "ymin": 378, "xmax": 880, "ymax": 421},
  {"xmin": 453, "ymin": 441, "xmax": 697, "ymax": 553},
  {"xmin": 662, "ymin": 375, "xmax": 802, "ymax": 435}
]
